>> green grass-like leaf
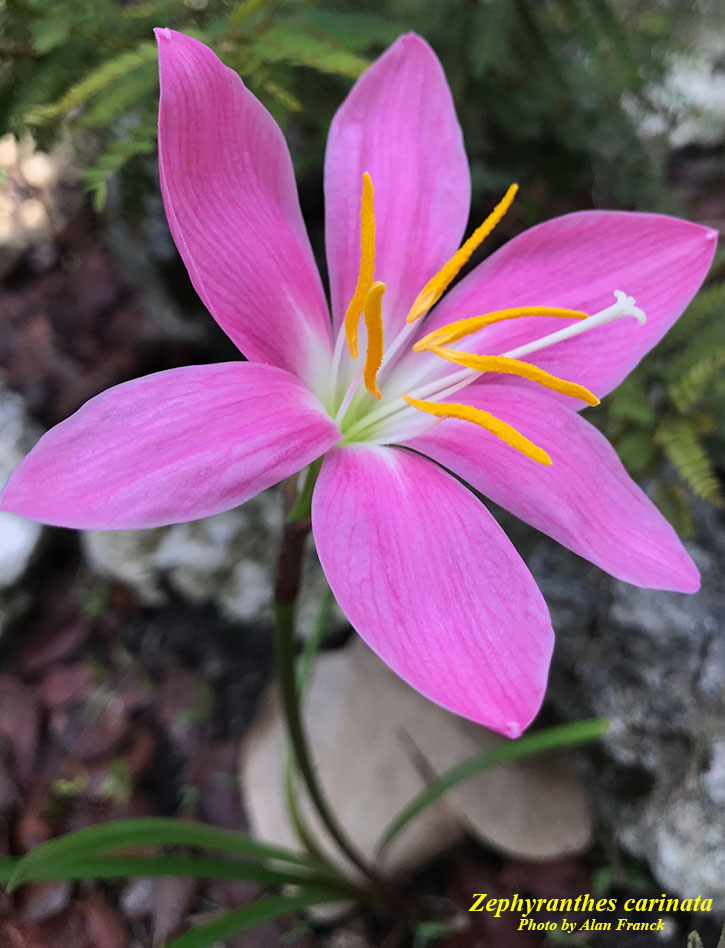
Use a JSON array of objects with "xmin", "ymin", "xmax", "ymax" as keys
[
  {"xmin": 376, "ymin": 717, "xmax": 610, "ymax": 856},
  {"xmin": 165, "ymin": 891, "xmax": 340, "ymax": 948},
  {"xmin": 7, "ymin": 854, "xmax": 347, "ymax": 889},
  {"xmin": 8, "ymin": 817, "xmax": 317, "ymax": 891},
  {"xmin": 0, "ymin": 859, "xmax": 18, "ymax": 883}
]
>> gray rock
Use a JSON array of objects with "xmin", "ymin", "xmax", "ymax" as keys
[
  {"xmin": 521, "ymin": 501, "xmax": 725, "ymax": 901},
  {"xmin": 0, "ymin": 381, "xmax": 44, "ymax": 632},
  {"xmin": 82, "ymin": 488, "xmax": 347, "ymax": 638}
]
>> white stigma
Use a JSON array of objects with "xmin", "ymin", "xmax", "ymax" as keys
[{"xmin": 503, "ymin": 290, "xmax": 646, "ymax": 361}]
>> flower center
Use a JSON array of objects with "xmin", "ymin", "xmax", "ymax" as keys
[{"xmin": 333, "ymin": 176, "xmax": 646, "ymax": 460}]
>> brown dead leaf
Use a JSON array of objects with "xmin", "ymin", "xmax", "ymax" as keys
[
  {"xmin": 38, "ymin": 666, "xmax": 95, "ymax": 710},
  {"xmin": 17, "ymin": 882, "xmax": 71, "ymax": 925},
  {"xmin": 155, "ymin": 670, "xmax": 214, "ymax": 758},
  {"xmin": 48, "ymin": 695, "xmax": 129, "ymax": 761},
  {"xmin": 152, "ymin": 877, "xmax": 198, "ymax": 946},
  {"xmin": 19, "ymin": 621, "xmax": 88, "ymax": 677},
  {"xmin": 79, "ymin": 890, "xmax": 129, "ymax": 948},
  {"xmin": 16, "ymin": 781, "xmax": 53, "ymax": 853},
  {"xmin": 184, "ymin": 741, "xmax": 245, "ymax": 832},
  {"xmin": 0, "ymin": 675, "xmax": 41, "ymax": 785},
  {"xmin": 21, "ymin": 905, "xmax": 88, "ymax": 948}
]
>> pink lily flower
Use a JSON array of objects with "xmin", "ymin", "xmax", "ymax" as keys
[{"xmin": 1, "ymin": 30, "xmax": 716, "ymax": 737}]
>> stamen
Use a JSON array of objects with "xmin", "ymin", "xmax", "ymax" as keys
[
  {"xmin": 402, "ymin": 395, "xmax": 551, "ymax": 465},
  {"xmin": 344, "ymin": 172, "xmax": 376, "ymax": 359},
  {"xmin": 414, "ymin": 307, "xmax": 589, "ymax": 352},
  {"xmin": 363, "ymin": 281, "xmax": 386, "ymax": 399},
  {"xmin": 406, "ymin": 184, "xmax": 518, "ymax": 324},
  {"xmin": 429, "ymin": 348, "xmax": 600, "ymax": 406}
]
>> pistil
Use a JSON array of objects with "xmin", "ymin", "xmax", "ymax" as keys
[{"xmin": 343, "ymin": 290, "xmax": 646, "ymax": 444}]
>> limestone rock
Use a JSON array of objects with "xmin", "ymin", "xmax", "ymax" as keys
[
  {"xmin": 82, "ymin": 491, "xmax": 346, "ymax": 637},
  {"xmin": 239, "ymin": 639, "xmax": 593, "ymax": 878},
  {"xmin": 0, "ymin": 385, "xmax": 43, "ymax": 585},
  {"xmin": 629, "ymin": 24, "xmax": 725, "ymax": 149},
  {"xmin": 526, "ymin": 500, "xmax": 725, "ymax": 900},
  {"xmin": 0, "ymin": 382, "xmax": 44, "ymax": 633}
]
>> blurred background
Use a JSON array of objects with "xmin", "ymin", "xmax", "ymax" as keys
[{"xmin": 0, "ymin": 1, "xmax": 724, "ymax": 946}]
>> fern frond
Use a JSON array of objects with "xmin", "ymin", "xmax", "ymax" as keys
[
  {"xmin": 83, "ymin": 118, "xmax": 157, "ymax": 211},
  {"xmin": 606, "ymin": 375, "xmax": 655, "ymax": 425},
  {"xmin": 655, "ymin": 420, "xmax": 723, "ymax": 507},
  {"xmin": 25, "ymin": 41, "xmax": 158, "ymax": 125},
  {"xmin": 254, "ymin": 24, "xmax": 369, "ymax": 78},
  {"xmin": 662, "ymin": 280, "xmax": 725, "ymax": 347},
  {"xmin": 663, "ymin": 313, "xmax": 725, "ymax": 382},
  {"xmin": 300, "ymin": 9, "xmax": 404, "ymax": 51},
  {"xmin": 668, "ymin": 351, "xmax": 725, "ymax": 414},
  {"xmin": 259, "ymin": 78, "xmax": 302, "ymax": 113},
  {"xmin": 121, "ymin": 0, "xmax": 187, "ymax": 20},
  {"xmin": 78, "ymin": 63, "xmax": 157, "ymax": 128},
  {"xmin": 228, "ymin": 0, "xmax": 270, "ymax": 27},
  {"xmin": 582, "ymin": 0, "xmax": 639, "ymax": 83},
  {"xmin": 655, "ymin": 482, "xmax": 695, "ymax": 537}
]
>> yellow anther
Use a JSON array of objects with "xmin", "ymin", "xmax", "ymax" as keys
[
  {"xmin": 402, "ymin": 395, "xmax": 551, "ymax": 465},
  {"xmin": 363, "ymin": 281, "xmax": 386, "ymax": 399},
  {"xmin": 406, "ymin": 183, "xmax": 519, "ymax": 324},
  {"xmin": 345, "ymin": 172, "xmax": 376, "ymax": 359},
  {"xmin": 413, "ymin": 307, "xmax": 589, "ymax": 352},
  {"xmin": 429, "ymin": 348, "xmax": 600, "ymax": 406}
]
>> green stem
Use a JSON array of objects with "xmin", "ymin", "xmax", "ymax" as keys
[
  {"xmin": 273, "ymin": 474, "xmax": 416, "ymax": 916},
  {"xmin": 283, "ymin": 584, "xmax": 340, "ymax": 873},
  {"xmin": 287, "ymin": 458, "xmax": 323, "ymax": 524},
  {"xmin": 273, "ymin": 600, "xmax": 382, "ymax": 888}
]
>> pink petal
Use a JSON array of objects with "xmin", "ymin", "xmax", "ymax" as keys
[
  {"xmin": 156, "ymin": 29, "xmax": 332, "ymax": 386},
  {"xmin": 422, "ymin": 211, "xmax": 717, "ymax": 400},
  {"xmin": 1, "ymin": 363, "xmax": 339, "ymax": 530},
  {"xmin": 408, "ymin": 381, "xmax": 699, "ymax": 592},
  {"xmin": 312, "ymin": 445, "xmax": 553, "ymax": 736},
  {"xmin": 324, "ymin": 33, "xmax": 470, "ymax": 335}
]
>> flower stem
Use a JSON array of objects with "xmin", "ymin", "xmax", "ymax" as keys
[
  {"xmin": 273, "ymin": 475, "xmax": 416, "ymax": 916},
  {"xmin": 274, "ymin": 600, "xmax": 379, "ymax": 882}
]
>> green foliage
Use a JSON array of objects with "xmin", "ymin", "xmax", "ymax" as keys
[
  {"xmin": 656, "ymin": 421, "xmax": 722, "ymax": 508},
  {"xmin": 2, "ymin": 817, "xmax": 355, "ymax": 947},
  {"xmin": 0, "ymin": 0, "xmax": 393, "ymax": 197},
  {"xmin": 0, "ymin": 0, "xmax": 705, "ymax": 210}
]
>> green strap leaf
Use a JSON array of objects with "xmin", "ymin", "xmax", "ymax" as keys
[
  {"xmin": 8, "ymin": 854, "xmax": 348, "ymax": 891},
  {"xmin": 165, "ymin": 891, "xmax": 337, "ymax": 948},
  {"xmin": 9, "ymin": 818, "xmax": 316, "ymax": 891},
  {"xmin": 0, "ymin": 859, "xmax": 19, "ymax": 883},
  {"xmin": 376, "ymin": 718, "xmax": 609, "ymax": 856}
]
